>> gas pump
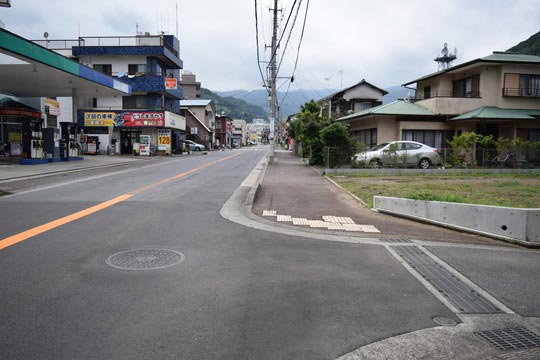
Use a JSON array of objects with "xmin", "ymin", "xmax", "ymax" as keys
[
  {"xmin": 60, "ymin": 122, "xmax": 80, "ymax": 159},
  {"xmin": 22, "ymin": 119, "xmax": 44, "ymax": 159}
]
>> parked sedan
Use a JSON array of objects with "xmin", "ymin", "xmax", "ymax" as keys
[
  {"xmin": 182, "ymin": 140, "xmax": 206, "ymax": 151},
  {"xmin": 352, "ymin": 141, "xmax": 441, "ymax": 169}
]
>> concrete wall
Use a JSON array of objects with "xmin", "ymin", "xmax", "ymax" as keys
[{"xmin": 374, "ymin": 196, "xmax": 540, "ymax": 244}]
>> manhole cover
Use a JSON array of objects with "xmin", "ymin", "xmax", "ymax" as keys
[
  {"xmin": 432, "ymin": 316, "xmax": 458, "ymax": 327},
  {"xmin": 476, "ymin": 327, "xmax": 540, "ymax": 351},
  {"xmin": 106, "ymin": 248, "xmax": 185, "ymax": 270}
]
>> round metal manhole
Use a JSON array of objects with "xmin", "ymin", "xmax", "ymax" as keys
[
  {"xmin": 106, "ymin": 248, "xmax": 185, "ymax": 271},
  {"xmin": 432, "ymin": 316, "xmax": 458, "ymax": 327}
]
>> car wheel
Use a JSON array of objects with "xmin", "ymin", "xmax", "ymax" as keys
[
  {"xmin": 369, "ymin": 159, "xmax": 382, "ymax": 169},
  {"xmin": 419, "ymin": 158, "xmax": 431, "ymax": 169}
]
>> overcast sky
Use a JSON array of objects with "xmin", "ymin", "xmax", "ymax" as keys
[{"xmin": 1, "ymin": 0, "xmax": 539, "ymax": 91}]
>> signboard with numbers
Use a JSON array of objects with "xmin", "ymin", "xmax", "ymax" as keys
[{"xmin": 157, "ymin": 129, "xmax": 171, "ymax": 153}]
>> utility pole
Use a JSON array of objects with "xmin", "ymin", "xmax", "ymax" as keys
[{"xmin": 268, "ymin": 0, "xmax": 278, "ymax": 163}]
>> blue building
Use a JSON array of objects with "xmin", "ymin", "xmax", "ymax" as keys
[{"xmin": 70, "ymin": 34, "xmax": 186, "ymax": 155}]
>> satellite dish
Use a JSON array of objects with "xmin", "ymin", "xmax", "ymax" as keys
[
  {"xmin": 43, "ymin": 32, "xmax": 49, "ymax": 39},
  {"xmin": 441, "ymin": 43, "xmax": 448, "ymax": 56}
]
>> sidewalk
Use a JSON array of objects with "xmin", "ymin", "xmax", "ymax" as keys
[
  {"xmin": 0, "ymin": 154, "xmax": 170, "ymax": 182},
  {"xmin": 252, "ymin": 150, "xmax": 510, "ymax": 245}
]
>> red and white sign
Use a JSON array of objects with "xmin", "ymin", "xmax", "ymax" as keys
[
  {"xmin": 165, "ymin": 78, "xmax": 177, "ymax": 90},
  {"xmin": 0, "ymin": 108, "xmax": 41, "ymax": 118},
  {"xmin": 123, "ymin": 112, "xmax": 165, "ymax": 127}
]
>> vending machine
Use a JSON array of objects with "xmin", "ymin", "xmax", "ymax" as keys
[
  {"xmin": 60, "ymin": 122, "xmax": 80, "ymax": 159},
  {"xmin": 139, "ymin": 135, "xmax": 151, "ymax": 156}
]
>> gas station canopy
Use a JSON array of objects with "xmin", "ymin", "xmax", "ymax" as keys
[{"xmin": 0, "ymin": 28, "xmax": 130, "ymax": 98}]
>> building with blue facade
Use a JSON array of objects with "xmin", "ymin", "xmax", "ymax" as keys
[{"xmin": 68, "ymin": 34, "xmax": 186, "ymax": 155}]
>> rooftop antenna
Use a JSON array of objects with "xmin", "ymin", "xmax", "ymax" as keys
[
  {"xmin": 435, "ymin": 42, "xmax": 457, "ymax": 71},
  {"xmin": 339, "ymin": 70, "xmax": 343, "ymax": 89},
  {"xmin": 324, "ymin": 77, "xmax": 331, "ymax": 89},
  {"xmin": 176, "ymin": 1, "xmax": 179, "ymax": 38}
]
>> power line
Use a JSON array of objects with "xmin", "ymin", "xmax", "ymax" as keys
[
  {"xmin": 254, "ymin": 0, "xmax": 270, "ymax": 95},
  {"xmin": 278, "ymin": 0, "xmax": 310, "ymax": 110},
  {"xmin": 267, "ymin": 0, "xmax": 297, "ymax": 71},
  {"xmin": 276, "ymin": 0, "xmax": 303, "ymax": 75}
]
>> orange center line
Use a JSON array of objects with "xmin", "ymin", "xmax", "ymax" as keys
[{"xmin": 0, "ymin": 152, "xmax": 244, "ymax": 251}]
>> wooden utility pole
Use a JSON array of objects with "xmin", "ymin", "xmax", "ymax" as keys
[{"xmin": 268, "ymin": 0, "xmax": 278, "ymax": 162}]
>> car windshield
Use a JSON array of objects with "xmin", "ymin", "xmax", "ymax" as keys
[{"xmin": 370, "ymin": 143, "xmax": 389, "ymax": 151}]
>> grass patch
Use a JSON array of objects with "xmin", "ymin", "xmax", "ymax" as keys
[
  {"xmin": 329, "ymin": 173, "xmax": 540, "ymax": 208},
  {"xmin": 406, "ymin": 192, "xmax": 468, "ymax": 203},
  {"xmin": 0, "ymin": 190, "xmax": 10, "ymax": 197}
]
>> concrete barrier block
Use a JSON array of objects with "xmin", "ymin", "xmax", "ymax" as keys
[
  {"xmin": 527, "ymin": 211, "xmax": 540, "ymax": 243},
  {"xmin": 374, "ymin": 196, "xmax": 540, "ymax": 245}
]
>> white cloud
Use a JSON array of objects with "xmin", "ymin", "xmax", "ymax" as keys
[{"xmin": 1, "ymin": 0, "xmax": 538, "ymax": 91}]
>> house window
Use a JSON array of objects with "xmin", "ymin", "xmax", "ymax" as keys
[
  {"xmin": 128, "ymin": 64, "xmax": 146, "ymax": 76},
  {"xmin": 452, "ymin": 75, "xmax": 480, "ymax": 97},
  {"xmin": 519, "ymin": 75, "xmax": 540, "ymax": 97},
  {"xmin": 122, "ymin": 95, "xmax": 147, "ymax": 109},
  {"xmin": 402, "ymin": 130, "xmax": 453, "ymax": 149},
  {"xmin": 92, "ymin": 97, "xmax": 97, "ymax": 108},
  {"xmin": 423, "ymin": 86, "xmax": 431, "ymax": 99},
  {"xmin": 93, "ymin": 64, "xmax": 112, "ymax": 76},
  {"xmin": 503, "ymin": 73, "xmax": 540, "ymax": 97},
  {"xmin": 355, "ymin": 128, "xmax": 377, "ymax": 149},
  {"xmin": 517, "ymin": 128, "xmax": 540, "ymax": 142},
  {"xmin": 353, "ymin": 102, "xmax": 372, "ymax": 112}
]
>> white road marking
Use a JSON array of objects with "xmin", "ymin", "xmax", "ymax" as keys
[{"xmin": 262, "ymin": 210, "xmax": 277, "ymax": 216}]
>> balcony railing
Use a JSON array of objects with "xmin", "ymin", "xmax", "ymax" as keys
[
  {"xmin": 502, "ymin": 88, "xmax": 540, "ymax": 97},
  {"xmin": 77, "ymin": 35, "xmax": 178, "ymax": 57},
  {"xmin": 31, "ymin": 39, "xmax": 79, "ymax": 50},
  {"xmin": 414, "ymin": 90, "xmax": 481, "ymax": 100}
]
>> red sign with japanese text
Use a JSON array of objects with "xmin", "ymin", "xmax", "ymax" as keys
[{"xmin": 122, "ymin": 112, "xmax": 165, "ymax": 127}]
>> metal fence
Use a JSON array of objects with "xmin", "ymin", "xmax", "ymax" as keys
[{"xmin": 316, "ymin": 146, "xmax": 540, "ymax": 169}]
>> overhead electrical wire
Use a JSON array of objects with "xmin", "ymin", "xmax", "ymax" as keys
[
  {"xmin": 267, "ymin": 0, "xmax": 298, "ymax": 71},
  {"xmin": 276, "ymin": 0, "xmax": 303, "ymax": 75},
  {"xmin": 279, "ymin": 0, "xmax": 310, "ymax": 111},
  {"xmin": 254, "ymin": 0, "xmax": 270, "ymax": 95}
]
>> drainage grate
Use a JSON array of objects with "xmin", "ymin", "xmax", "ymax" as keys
[
  {"xmin": 106, "ymin": 248, "xmax": 185, "ymax": 271},
  {"xmin": 476, "ymin": 327, "xmax": 540, "ymax": 351},
  {"xmin": 394, "ymin": 246, "xmax": 502, "ymax": 314}
]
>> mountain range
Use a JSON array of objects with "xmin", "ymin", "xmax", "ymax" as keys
[{"xmin": 214, "ymin": 86, "xmax": 412, "ymax": 119}]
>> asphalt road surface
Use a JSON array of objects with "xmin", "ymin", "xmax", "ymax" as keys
[{"xmin": 0, "ymin": 149, "xmax": 537, "ymax": 360}]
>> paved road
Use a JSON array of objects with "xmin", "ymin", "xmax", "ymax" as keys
[{"xmin": 0, "ymin": 149, "xmax": 538, "ymax": 360}]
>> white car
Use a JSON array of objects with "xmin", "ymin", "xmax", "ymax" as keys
[
  {"xmin": 183, "ymin": 140, "xmax": 206, "ymax": 151},
  {"xmin": 353, "ymin": 141, "xmax": 441, "ymax": 169}
]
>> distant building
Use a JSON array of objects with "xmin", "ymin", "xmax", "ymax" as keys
[
  {"xmin": 232, "ymin": 119, "xmax": 247, "ymax": 147},
  {"xmin": 215, "ymin": 114, "xmax": 233, "ymax": 148},
  {"xmin": 179, "ymin": 99, "xmax": 216, "ymax": 149},
  {"xmin": 180, "ymin": 70, "xmax": 201, "ymax": 99},
  {"xmin": 318, "ymin": 79, "xmax": 387, "ymax": 120}
]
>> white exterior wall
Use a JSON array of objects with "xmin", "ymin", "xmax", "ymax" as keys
[
  {"xmin": 416, "ymin": 62, "xmax": 540, "ymax": 114},
  {"xmin": 343, "ymin": 85, "xmax": 384, "ymax": 102},
  {"xmin": 95, "ymin": 95, "xmax": 122, "ymax": 109},
  {"xmin": 79, "ymin": 55, "xmax": 147, "ymax": 74}
]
